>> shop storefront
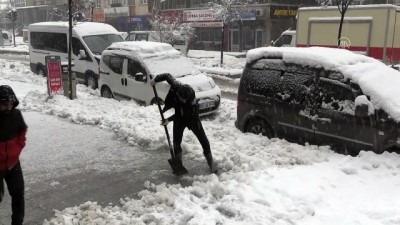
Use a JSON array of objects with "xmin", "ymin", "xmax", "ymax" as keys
[{"xmin": 183, "ymin": 9, "xmax": 224, "ymax": 51}]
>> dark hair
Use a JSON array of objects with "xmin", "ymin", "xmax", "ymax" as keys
[{"xmin": 177, "ymin": 84, "xmax": 195, "ymax": 102}]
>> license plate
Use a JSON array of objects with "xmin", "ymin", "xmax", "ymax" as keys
[{"xmin": 199, "ymin": 100, "xmax": 216, "ymax": 110}]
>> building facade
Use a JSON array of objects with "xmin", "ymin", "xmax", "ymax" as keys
[{"xmin": 154, "ymin": 0, "xmax": 317, "ymax": 51}]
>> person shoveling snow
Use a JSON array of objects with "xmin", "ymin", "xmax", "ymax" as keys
[{"xmin": 151, "ymin": 74, "xmax": 218, "ymax": 175}]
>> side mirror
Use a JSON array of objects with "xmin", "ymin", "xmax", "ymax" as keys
[
  {"xmin": 78, "ymin": 49, "xmax": 87, "ymax": 60},
  {"xmin": 134, "ymin": 72, "xmax": 146, "ymax": 82},
  {"xmin": 270, "ymin": 40, "xmax": 275, "ymax": 46},
  {"xmin": 355, "ymin": 95, "xmax": 374, "ymax": 117}
]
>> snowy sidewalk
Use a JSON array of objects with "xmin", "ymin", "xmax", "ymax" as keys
[{"xmin": 0, "ymin": 112, "xmax": 207, "ymax": 224}]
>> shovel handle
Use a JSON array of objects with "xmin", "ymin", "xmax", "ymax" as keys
[{"xmin": 150, "ymin": 75, "xmax": 175, "ymax": 159}]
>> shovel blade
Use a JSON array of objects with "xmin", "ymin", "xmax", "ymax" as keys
[{"xmin": 168, "ymin": 158, "xmax": 188, "ymax": 176}]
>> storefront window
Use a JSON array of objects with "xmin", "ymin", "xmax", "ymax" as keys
[
  {"xmin": 195, "ymin": 28, "xmax": 222, "ymax": 43},
  {"xmin": 242, "ymin": 26, "xmax": 255, "ymax": 50}
]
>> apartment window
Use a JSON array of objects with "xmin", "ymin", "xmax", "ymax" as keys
[{"xmin": 140, "ymin": 0, "xmax": 147, "ymax": 4}]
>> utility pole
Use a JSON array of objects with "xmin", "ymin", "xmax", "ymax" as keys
[{"xmin": 68, "ymin": 0, "xmax": 73, "ymax": 100}]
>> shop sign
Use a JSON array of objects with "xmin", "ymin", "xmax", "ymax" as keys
[
  {"xmin": 240, "ymin": 11, "xmax": 256, "ymax": 21},
  {"xmin": 93, "ymin": 8, "xmax": 105, "ymax": 22},
  {"xmin": 183, "ymin": 10, "xmax": 216, "ymax": 22},
  {"xmin": 45, "ymin": 56, "xmax": 63, "ymax": 97},
  {"xmin": 191, "ymin": 21, "xmax": 223, "ymax": 28},
  {"xmin": 270, "ymin": 5, "xmax": 298, "ymax": 19}
]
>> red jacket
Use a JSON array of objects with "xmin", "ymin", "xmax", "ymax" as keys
[{"xmin": 0, "ymin": 128, "xmax": 27, "ymax": 171}]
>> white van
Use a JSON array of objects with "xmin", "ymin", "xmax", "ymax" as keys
[
  {"xmin": 28, "ymin": 22, "xmax": 124, "ymax": 89},
  {"xmin": 99, "ymin": 41, "xmax": 221, "ymax": 115},
  {"xmin": 125, "ymin": 31, "xmax": 189, "ymax": 56},
  {"xmin": 272, "ymin": 29, "xmax": 296, "ymax": 47}
]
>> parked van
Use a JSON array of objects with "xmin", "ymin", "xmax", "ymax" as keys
[
  {"xmin": 99, "ymin": 41, "xmax": 220, "ymax": 115},
  {"xmin": 236, "ymin": 47, "xmax": 400, "ymax": 155},
  {"xmin": 125, "ymin": 31, "xmax": 189, "ymax": 56},
  {"xmin": 271, "ymin": 29, "xmax": 296, "ymax": 47},
  {"xmin": 28, "ymin": 22, "xmax": 124, "ymax": 89}
]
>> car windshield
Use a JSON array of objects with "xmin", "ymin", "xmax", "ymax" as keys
[
  {"xmin": 143, "ymin": 53, "xmax": 197, "ymax": 78},
  {"xmin": 83, "ymin": 34, "xmax": 124, "ymax": 55},
  {"xmin": 273, "ymin": 34, "xmax": 292, "ymax": 47}
]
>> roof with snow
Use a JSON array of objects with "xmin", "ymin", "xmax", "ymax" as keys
[
  {"xmin": 28, "ymin": 22, "xmax": 119, "ymax": 36},
  {"xmin": 105, "ymin": 41, "xmax": 196, "ymax": 78},
  {"xmin": 246, "ymin": 46, "xmax": 400, "ymax": 122},
  {"xmin": 107, "ymin": 41, "xmax": 181, "ymax": 58}
]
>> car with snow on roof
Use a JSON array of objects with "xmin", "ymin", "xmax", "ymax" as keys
[
  {"xmin": 98, "ymin": 41, "xmax": 221, "ymax": 115},
  {"xmin": 236, "ymin": 46, "xmax": 400, "ymax": 155}
]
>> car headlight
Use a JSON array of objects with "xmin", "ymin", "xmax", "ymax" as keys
[{"xmin": 208, "ymin": 80, "xmax": 216, "ymax": 88}]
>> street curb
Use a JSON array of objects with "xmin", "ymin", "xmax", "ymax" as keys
[{"xmin": 0, "ymin": 49, "xmax": 29, "ymax": 55}]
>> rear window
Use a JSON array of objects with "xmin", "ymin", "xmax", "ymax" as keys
[{"xmin": 244, "ymin": 60, "xmax": 314, "ymax": 103}]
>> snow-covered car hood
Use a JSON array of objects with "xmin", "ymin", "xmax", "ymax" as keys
[{"xmin": 176, "ymin": 74, "xmax": 216, "ymax": 92}]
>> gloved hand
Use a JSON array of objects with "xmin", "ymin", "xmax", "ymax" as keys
[
  {"xmin": 160, "ymin": 119, "xmax": 169, "ymax": 126},
  {"xmin": 150, "ymin": 79, "xmax": 156, "ymax": 86}
]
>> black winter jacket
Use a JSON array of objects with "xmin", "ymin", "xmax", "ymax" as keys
[{"xmin": 154, "ymin": 74, "xmax": 200, "ymax": 128}]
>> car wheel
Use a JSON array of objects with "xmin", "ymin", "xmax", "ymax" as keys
[
  {"xmin": 86, "ymin": 73, "xmax": 98, "ymax": 89},
  {"xmin": 246, "ymin": 118, "xmax": 274, "ymax": 138},
  {"xmin": 101, "ymin": 86, "xmax": 113, "ymax": 98},
  {"xmin": 37, "ymin": 66, "xmax": 46, "ymax": 77}
]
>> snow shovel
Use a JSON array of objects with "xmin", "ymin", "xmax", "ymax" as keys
[{"xmin": 151, "ymin": 76, "xmax": 188, "ymax": 176}]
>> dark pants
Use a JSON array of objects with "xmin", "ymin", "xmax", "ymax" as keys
[
  {"xmin": 173, "ymin": 119, "xmax": 212, "ymax": 162},
  {"xmin": 0, "ymin": 161, "xmax": 25, "ymax": 225}
]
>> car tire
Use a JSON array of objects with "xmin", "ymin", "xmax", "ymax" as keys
[
  {"xmin": 37, "ymin": 66, "xmax": 46, "ymax": 77},
  {"xmin": 246, "ymin": 118, "xmax": 274, "ymax": 138},
  {"xmin": 86, "ymin": 73, "xmax": 98, "ymax": 89},
  {"xmin": 101, "ymin": 86, "xmax": 113, "ymax": 98}
]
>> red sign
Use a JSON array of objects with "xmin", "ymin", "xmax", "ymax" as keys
[{"xmin": 47, "ymin": 61, "xmax": 63, "ymax": 96}]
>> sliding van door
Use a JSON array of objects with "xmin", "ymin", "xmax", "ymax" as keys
[{"xmin": 72, "ymin": 37, "xmax": 92, "ymax": 83}]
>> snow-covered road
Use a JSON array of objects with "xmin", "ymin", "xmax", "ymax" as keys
[{"xmin": 1, "ymin": 58, "xmax": 400, "ymax": 225}]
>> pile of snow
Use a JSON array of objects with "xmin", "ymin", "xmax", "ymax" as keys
[
  {"xmin": 188, "ymin": 50, "xmax": 245, "ymax": 77},
  {"xmin": 1, "ymin": 59, "xmax": 400, "ymax": 225},
  {"xmin": 247, "ymin": 47, "xmax": 400, "ymax": 121}
]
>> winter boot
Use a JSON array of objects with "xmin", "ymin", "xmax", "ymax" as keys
[
  {"xmin": 169, "ymin": 153, "xmax": 188, "ymax": 176},
  {"xmin": 205, "ymin": 153, "xmax": 218, "ymax": 174}
]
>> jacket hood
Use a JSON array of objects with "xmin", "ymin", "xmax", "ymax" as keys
[{"xmin": 0, "ymin": 85, "xmax": 19, "ymax": 108}]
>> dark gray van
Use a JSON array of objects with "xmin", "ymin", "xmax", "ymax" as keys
[{"xmin": 235, "ymin": 48, "xmax": 400, "ymax": 155}]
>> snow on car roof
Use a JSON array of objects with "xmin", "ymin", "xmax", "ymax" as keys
[
  {"xmin": 246, "ymin": 46, "xmax": 400, "ymax": 121},
  {"xmin": 28, "ymin": 22, "xmax": 118, "ymax": 36},
  {"xmin": 106, "ymin": 41, "xmax": 197, "ymax": 78},
  {"xmin": 108, "ymin": 41, "xmax": 180, "ymax": 58}
]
